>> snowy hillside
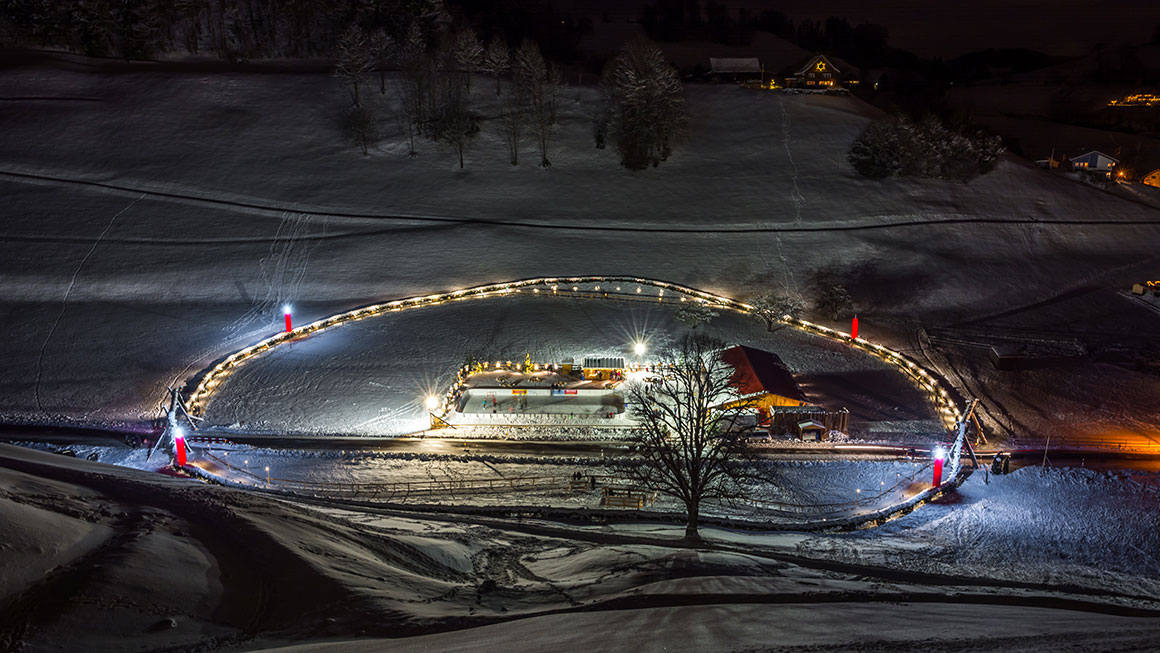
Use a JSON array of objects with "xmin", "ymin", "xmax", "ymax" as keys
[
  {"xmin": 3, "ymin": 443, "xmax": 1159, "ymax": 651},
  {"xmin": 0, "ymin": 54, "xmax": 1157, "ymax": 447}
]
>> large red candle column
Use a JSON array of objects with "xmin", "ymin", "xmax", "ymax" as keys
[
  {"xmin": 851, "ymin": 315, "xmax": 859, "ymax": 339},
  {"xmin": 175, "ymin": 430, "xmax": 187, "ymax": 467},
  {"xmin": 283, "ymin": 305, "xmax": 292, "ymax": 332},
  {"xmin": 932, "ymin": 447, "xmax": 944, "ymax": 487}
]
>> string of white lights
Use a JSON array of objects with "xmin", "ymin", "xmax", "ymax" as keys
[{"xmin": 183, "ymin": 276, "xmax": 963, "ymax": 430}]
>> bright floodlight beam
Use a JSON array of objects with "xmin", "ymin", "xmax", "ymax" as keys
[
  {"xmin": 633, "ymin": 342, "xmax": 647, "ymax": 357},
  {"xmin": 425, "ymin": 395, "xmax": 440, "ymax": 411}
]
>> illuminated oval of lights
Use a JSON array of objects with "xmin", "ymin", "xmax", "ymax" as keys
[{"xmin": 184, "ymin": 275, "xmax": 964, "ymax": 433}]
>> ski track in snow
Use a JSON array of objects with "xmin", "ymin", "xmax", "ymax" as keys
[
  {"xmin": 33, "ymin": 193, "xmax": 146, "ymax": 416},
  {"xmin": 155, "ymin": 212, "xmax": 329, "ymax": 416},
  {"xmin": 771, "ymin": 96, "xmax": 802, "ymax": 296},
  {"xmin": 224, "ymin": 211, "xmax": 324, "ymax": 336}
]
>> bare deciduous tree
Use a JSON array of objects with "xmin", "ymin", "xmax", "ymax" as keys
[
  {"xmin": 749, "ymin": 290, "xmax": 804, "ymax": 331},
  {"xmin": 343, "ymin": 106, "xmax": 379, "ymax": 156},
  {"xmin": 547, "ymin": 63, "xmax": 565, "ymax": 124},
  {"xmin": 439, "ymin": 72, "xmax": 476, "ymax": 168},
  {"xmin": 500, "ymin": 83, "xmax": 526, "ymax": 165},
  {"xmin": 514, "ymin": 39, "xmax": 552, "ymax": 167},
  {"xmin": 397, "ymin": 21, "xmax": 428, "ymax": 155},
  {"xmin": 369, "ymin": 28, "xmax": 396, "ymax": 95},
  {"xmin": 451, "ymin": 27, "xmax": 483, "ymax": 90},
  {"xmin": 482, "ymin": 36, "xmax": 510, "ymax": 96},
  {"xmin": 625, "ymin": 333, "xmax": 758, "ymax": 539},
  {"xmin": 675, "ymin": 303, "xmax": 719, "ymax": 329},
  {"xmin": 335, "ymin": 24, "xmax": 375, "ymax": 107}
]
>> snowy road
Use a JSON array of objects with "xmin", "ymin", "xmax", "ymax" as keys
[{"xmin": 4, "ymin": 441, "xmax": 1160, "ymax": 651}]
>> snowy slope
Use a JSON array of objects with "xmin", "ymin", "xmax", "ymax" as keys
[
  {"xmin": 5, "ymin": 443, "xmax": 1159, "ymax": 651},
  {"xmin": 0, "ymin": 57, "xmax": 1158, "ymax": 446}
]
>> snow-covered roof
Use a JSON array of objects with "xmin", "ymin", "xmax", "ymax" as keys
[
  {"xmin": 583, "ymin": 356, "xmax": 625, "ymax": 369},
  {"xmin": 710, "ymin": 57, "xmax": 761, "ymax": 74}
]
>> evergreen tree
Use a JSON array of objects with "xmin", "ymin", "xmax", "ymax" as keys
[{"xmin": 602, "ymin": 38, "xmax": 686, "ymax": 169}]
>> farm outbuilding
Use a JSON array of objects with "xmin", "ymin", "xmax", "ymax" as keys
[
  {"xmin": 721, "ymin": 345, "xmax": 810, "ymax": 410},
  {"xmin": 709, "ymin": 57, "xmax": 762, "ymax": 82},
  {"xmin": 797, "ymin": 420, "xmax": 827, "ymax": 441}
]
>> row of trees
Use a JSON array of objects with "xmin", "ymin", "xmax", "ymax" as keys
[
  {"xmin": 335, "ymin": 23, "xmax": 566, "ymax": 167},
  {"xmin": 335, "ymin": 30, "xmax": 687, "ymax": 171},
  {"xmin": 1, "ymin": 0, "xmax": 448, "ymax": 61}
]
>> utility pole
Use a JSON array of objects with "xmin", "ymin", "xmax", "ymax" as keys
[{"xmin": 1041, "ymin": 433, "xmax": 1051, "ymax": 472}]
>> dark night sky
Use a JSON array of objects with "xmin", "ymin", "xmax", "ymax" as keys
[{"xmin": 555, "ymin": 0, "xmax": 1160, "ymax": 58}]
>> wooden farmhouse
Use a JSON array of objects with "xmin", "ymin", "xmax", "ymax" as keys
[{"xmin": 789, "ymin": 54, "xmax": 843, "ymax": 88}]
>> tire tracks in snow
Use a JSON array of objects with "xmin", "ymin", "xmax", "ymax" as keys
[
  {"xmin": 286, "ymin": 494, "xmax": 1160, "ymax": 617},
  {"xmin": 32, "ymin": 193, "xmax": 146, "ymax": 417},
  {"xmin": 2, "ymin": 168, "xmax": 1159, "ymax": 236}
]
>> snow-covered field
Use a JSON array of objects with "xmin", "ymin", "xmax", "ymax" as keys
[
  {"xmin": 3, "ymin": 443, "xmax": 1159, "ymax": 651},
  {"xmin": 10, "ymin": 438, "xmax": 933, "ymax": 522},
  {"xmin": 1, "ymin": 55, "xmax": 1158, "ymax": 447},
  {"xmin": 2, "ymin": 53, "xmax": 1160, "ymax": 649},
  {"xmin": 199, "ymin": 296, "xmax": 938, "ymax": 438}
]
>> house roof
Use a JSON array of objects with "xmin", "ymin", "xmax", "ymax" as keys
[
  {"xmin": 721, "ymin": 345, "xmax": 808, "ymax": 402},
  {"xmin": 1072, "ymin": 150, "xmax": 1119, "ymax": 163},
  {"xmin": 795, "ymin": 54, "xmax": 840, "ymax": 76},
  {"xmin": 710, "ymin": 57, "xmax": 761, "ymax": 74}
]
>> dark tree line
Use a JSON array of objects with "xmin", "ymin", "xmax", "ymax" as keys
[{"xmin": 0, "ymin": 0, "xmax": 446, "ymax": 61}]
